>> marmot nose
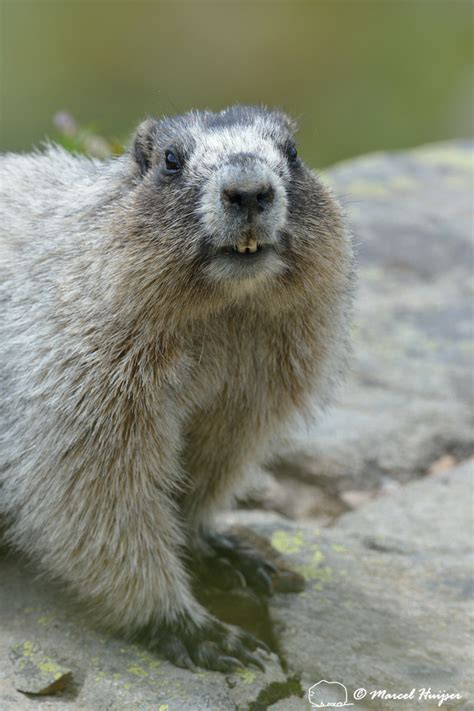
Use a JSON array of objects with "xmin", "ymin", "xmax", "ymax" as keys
[{"xmin": 222, "ymin": 185, "xmax": 274, "ymax": 220}]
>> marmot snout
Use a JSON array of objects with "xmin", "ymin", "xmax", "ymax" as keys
[
  {"xmin": 196, "ymin": 142, "xmax": 289, "ymax": 284},
  {"xmin": 0, "ymin": 105, "xmax": 354, "ymax": 672}
]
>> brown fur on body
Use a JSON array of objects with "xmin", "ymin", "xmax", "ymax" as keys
[{"xmin": 0, "ymin": 106, "xmax": 353, "ymax": 665}]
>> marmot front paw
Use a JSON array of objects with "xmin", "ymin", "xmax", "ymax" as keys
[
  {"xmin": 194, "ymin": 531, "xmax": 277, "ymax": 596},
  {"xmin": 149, "ymin": 613, "xmax": 269, "ymax": 672}
]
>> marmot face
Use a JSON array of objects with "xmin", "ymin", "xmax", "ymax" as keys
[{"xmin": 131, "ymin": 105, "xmax": 339, "ymax": 299}]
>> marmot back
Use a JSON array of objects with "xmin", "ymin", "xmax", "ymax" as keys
[{"xmin": 0, "ymin": 105, "xmax": 354, "ymax": 671}]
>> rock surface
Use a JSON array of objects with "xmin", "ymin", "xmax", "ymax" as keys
[
  {"xmin": 0, "ymin": 141, "xmax": 472, "ymax": 709},
  {"xmin": 268, "ymin": 460, "xmax": 474, "ymax": 710}
]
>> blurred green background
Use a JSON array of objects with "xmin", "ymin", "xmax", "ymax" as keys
[{"xmin": 0, "ymin": 0, "xmax": 472, "ymax": 167}]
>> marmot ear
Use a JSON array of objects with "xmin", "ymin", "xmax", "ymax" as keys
[
  {"xmin": 281, "ymin": 112, "xmax": 298, "ymax": 136},
  {"xmin": 132, "ymin": 118, "xmax": 158, "ymax": 175}
]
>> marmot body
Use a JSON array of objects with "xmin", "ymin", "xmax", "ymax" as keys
[{"xmin": 0, "ymin": 106, "xmax": 353, "ymax": 670}]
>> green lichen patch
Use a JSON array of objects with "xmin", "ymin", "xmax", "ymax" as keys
[
  {"xmin": 389, "ymin": 176, "xmax": 420, "ymax": 191},
  {"xmin": 345, "ymin": 179, "xmax": 390, "ymax": 197},
  {"xmin": 271, "ymin": 530, "xmax": 305, "ymax": 555},
  {"xmin": 238, "ymin": 668, "xmax": 257, "ymax": 684},
  {"xmin": 127, "ymin": 664, "xmax": 149, "ymax": 678},
  {"xmin": 10, "ymin": 641, "xmax": 72, "ymax": 695},
  {"xmin": 292, "ymin": 547, "xmax": 334, "ymax": 591},
  {"xmin": 414, "ymin": 145, "xmax": 474, "ymax": 171}
]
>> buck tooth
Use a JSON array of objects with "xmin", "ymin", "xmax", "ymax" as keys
[
  {"xmin": 247, "ymin": 238, "xmax": 258, "ymax": 253},
  {"xmin": 237, "ymin": 243, "xmax": 247, "ymax": 254}
]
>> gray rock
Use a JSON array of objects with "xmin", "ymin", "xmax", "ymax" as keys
[
  {"xmin": 268, "ymin": 699, "xmax": 303, "ymax": 711},
  {"xmin": 269, "ymin": 460, "xmax": 473, "ymax": 710},
  {"xmin": 10, "ymin": 641, "xmax": 72, "ymax": 695},
  {"xmin": 269, "ymin": 141, "xmax": 474, "ymax": 505}
]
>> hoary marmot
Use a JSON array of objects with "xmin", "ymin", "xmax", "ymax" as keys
[{"xmin": 0, "ymin": 106, "xmax": 353, "ymax": 671}]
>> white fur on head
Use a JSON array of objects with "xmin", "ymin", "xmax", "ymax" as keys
[{"xmin": 192, "ymin": 124, "xmax": 290, "ymax": 284}]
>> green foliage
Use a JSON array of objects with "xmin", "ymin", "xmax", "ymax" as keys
[{"xmin": 52, "ymin": 112, "xmax": 124, "ymax": 158}]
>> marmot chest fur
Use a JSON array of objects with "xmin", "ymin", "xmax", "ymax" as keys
[{"xmin": 0, "ymin": 105, "xmax": 353, "ymax": 671}]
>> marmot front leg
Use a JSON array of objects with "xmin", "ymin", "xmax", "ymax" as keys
[
  {"xmin": 7, "ymin": 460, "xmax": 266, "ymax": 672},
  {"xmin": 183, "ymin": 413, "xmax": 279, "ymax": 597},
  {"xmin": 183, "ymin": 416, "xmax": 305, "ymax": 600}
]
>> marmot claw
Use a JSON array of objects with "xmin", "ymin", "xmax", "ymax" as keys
[
  {"xmin": 150, "ymin": 614, "xmax": 268, "ymax": 672},
  {"xmin": 195, "ymin": 532, "xmax": 277, "ymax": 596}
]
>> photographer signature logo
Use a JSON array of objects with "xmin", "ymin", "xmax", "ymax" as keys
[{"xmin": 308, "ymin": 680, "xmax": 354, "ymax": 708}]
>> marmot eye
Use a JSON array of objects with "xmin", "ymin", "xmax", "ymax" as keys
[
  {"xmin": 287, "ymin": 143, "xmax": 298, "ymax": 163},
  {"xmin": 165, "ymin": 148, "xmax": 181, "ymax": 173}
]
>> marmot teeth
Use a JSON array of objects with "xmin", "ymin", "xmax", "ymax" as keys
[{"xmin": 235, "ymin": 238, "xmax": 258, "ymax": 254}]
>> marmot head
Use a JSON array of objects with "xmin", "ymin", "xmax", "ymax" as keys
[{"xmin": 128, "ymin": 105, "xmax": 346, "ymax": 306}]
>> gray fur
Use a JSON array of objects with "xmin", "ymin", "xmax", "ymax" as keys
[{"xmin": 0, "ymin": 106, "xmax": 354, "ymax": 645}]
